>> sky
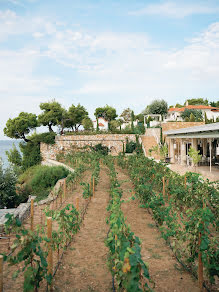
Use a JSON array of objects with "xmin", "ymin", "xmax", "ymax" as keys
[{"xmin": 0, "ymin": 0, "xmax": 219, "ymax": 139}]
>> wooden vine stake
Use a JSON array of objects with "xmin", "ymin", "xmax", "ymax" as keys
[
  {"xmin": 166, "ymin": 179, "xmax": 170, "ymax": 200},
  {"xmin": 93, "ymin": 176, "xmax": 95, "ymax": 196},
  {"xmin": 0, "ymin": 255, "xmax": 3, "ymax": 292},
  {"xmin": 63, "ymin": 179, "xmax": 66, "ymax": 199},
  {"xmin": 47, "ymin": 217, "xmax": 53, "ymax": 291},
  {"xmin": 162, "ymin": 177, "xmax": 165, "ymax": 197},
  {"xmin": 30, "ymin": 198, "xmax": 34, "ymax": 231},
  {"xmin": 198, "ymin": 232, "xmax": 203, "ymax": 291},
  {"xmin": 76, "ymin": 197, "xmax": 79, "ymax": 211}
]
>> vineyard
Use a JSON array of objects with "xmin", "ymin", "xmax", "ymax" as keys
[{"xmin": 0, "ymin": 151, "xmax": 218, "ymax": 291}]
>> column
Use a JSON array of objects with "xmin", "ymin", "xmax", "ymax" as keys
[
  {"xmin": 202, "ymin": 139, "xmax": 207, "ymax": 157},
  {"xmin": 170, "ymin": 138, "xmax": 175, "ymax": 163},
  {"xmin": 180, "ymin": 139, "xmax": 186, "ymax": 165}
]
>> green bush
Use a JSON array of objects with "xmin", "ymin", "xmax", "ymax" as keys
[
  {"xmin": 125, "ymin": 139, "xmax": 136, "ymax": 153},
  {"xmin": 19, "ymin": 141, "xmax": 41, "ymax": 170},
  {"xmin": 0, "ymin": 162, "xmax": 19, "ymax": 208},
  {"xmin": 91, "ymin": 143, "xmax": 109, "ymax": 155},
  {"xmin": 18, "ymin": 165, "xmax": 69, "ymax": 201}
]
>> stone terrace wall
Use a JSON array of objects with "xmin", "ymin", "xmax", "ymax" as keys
[{"xmin": 40, "ymin": 134, "xmax": 136, "ymax": 160}]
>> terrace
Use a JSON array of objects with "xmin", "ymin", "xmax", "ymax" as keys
[{"xmin": 164, "ymin": 122, "xmax": 219, "ymax": 174}]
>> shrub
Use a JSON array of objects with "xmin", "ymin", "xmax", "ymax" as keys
[
  {"xmin": 18, "ymin": 165, "xmax": 69, "ymax": 201},
  {"xmin": 6, "ymin": 144, "xmax": 22, "ymax": 167},
  {"xmin": 19, "ymin": 141, "xmax": 41, "ymax": 170},
  {"xmin": 125, "ymin": 139, "xmax": 136, "ymax": 153},
  {"xmin": 91, "ymin": 143, "xmax": 109, "ymax": 155},
  {"xmin": 0, "ymin": 162, "xmax": 19, "ymax": 208}
]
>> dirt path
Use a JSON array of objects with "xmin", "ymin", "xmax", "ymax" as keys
[
  {"xmin": 116, "ymin": 167, "xmax": 201, "ymax": 292},
  {"xmin": 53, "ymin": 167, "xmax": 112, "ymax": 292}
]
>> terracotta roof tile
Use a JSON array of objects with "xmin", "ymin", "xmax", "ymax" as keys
[{"xmin": 168, "ymin": 105, "xmax": 219, "ymax": 113}]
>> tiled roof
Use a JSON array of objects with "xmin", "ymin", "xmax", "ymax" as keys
[
  {"xmin": 168, "ymin": 107, "xmax": 184, "ymax": 112},
  {"xmin": 98, "ymin": 123, "xmax": 105, "ymax": 127},
  {"xmin": 168, "ymin": 105, "xmax": 218, "ymax": 113}
]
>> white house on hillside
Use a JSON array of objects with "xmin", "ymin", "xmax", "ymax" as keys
[
  {"xmin": 166, "ymin": 104, "xmax": 219, "ymax": 122},
  {"xmin": 93, "ymin": 117, "xmax": 108, "ymax": 130}
]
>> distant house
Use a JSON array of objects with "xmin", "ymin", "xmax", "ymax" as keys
[
  {"xmin": 166, "ymin": 103, "xmax": 219, "ymax": 122},
  {"xmin": 93, "ymin": 117, "xmax": 108, "ymax": 130}
]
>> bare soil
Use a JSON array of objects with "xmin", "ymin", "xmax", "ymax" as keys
[
  {"xmin": 116, "ymin": 166, "xmax": 201, "ymax": 292},
  {"xmin": 53, "ymin": 167, "xmax": 112, "ymax": 292}
]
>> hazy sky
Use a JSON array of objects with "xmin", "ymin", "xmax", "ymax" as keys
[{"xmin": 0, "ymin": 0, "xmax": 219, "ymax": 139}]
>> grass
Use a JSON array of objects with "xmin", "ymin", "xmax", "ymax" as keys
[{"xmin": 17, "ymin": 165, "xmax": 69, "ymax": 201}]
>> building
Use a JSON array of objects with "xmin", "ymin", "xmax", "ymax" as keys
[
  {"xmin": 166, "ymin": 104, "xmax": 219, "ymax": 122},
  {"xmin": 93, "ymin": 117, "xmax": 108, "ymax": 130},
  {"xmin": 164, "ymin": 122, "xmax": 219, "ymax": 172}
]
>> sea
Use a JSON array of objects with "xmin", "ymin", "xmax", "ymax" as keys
[{"xmin": 0, "ymin": 140, "xmax": 21, "ymax": 168}]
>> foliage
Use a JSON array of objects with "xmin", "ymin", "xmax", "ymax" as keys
[
  {"xmin": 18, "ymin": 165, "xmax": 69, "ymax": 201},
  {"xmin": 185, "ymin": 98, "xmax": 209, "ymax": 106},
  {"xmin": 80, "ymin": 182, "xmax": 92, "ymax": 199},
  {"xmin": 19, "ymin": 141, "xmax": 41, "ymax": 170},
  {"xmin": 6, "ymin": 144, "xmax": 22, "ymax": 167},
  {"xmin": 3, "ymin": 202, "xmax": 81, "ymax": 292},
  {"xmin": 4, "ymin": 112, "xmax": 37, "ymax": 142},
  {"xmin": 38, "ymin": 100, "xmax": 64, "ymax": 132},
  {"xmin": 91, "ymin": 143, "xmax": 109, "ymax": 155},
  {"xmin": 31, "ymin": 132, "xmax": 56, "ymax": 144},
  {"xmin": 44, "ymin": 204, "xmax": 80, "ymax": 248},
  {"xmin": 7, "ymin": 133, "xmax": 56, "ymax": 171},
  {"xmin": 94, "ymin": 105, "xmax": 117, "ymax": 124},
  {"xmin": 125, "ymin": 139, "xmax": 136, "ymax": 153},
  {"xmin": 67, "ymin": 104, "xmax": 89, "ymax": 131},
  {"xmin": 105, "ymin": 157, "xmax": 151, "ymax": 291},
  {"xmin": 181, "ymin": 109, "xmax": 203, "ymax": 122},
  {"xmin": 188, "ymin": 147, "xmax": 202, "ymax": 167},
  {"xmin": 120, "ymin": 108, "xmax": 132, "ymax": 122},
  {"xmin": 117, "ymin": 154, "xmax": 219, "ymax": 286},
  {"xmin": 82, "ymin": 117, "xmax": 93, "ymax": 131},
  {"xmin": 143, "ymin": 99, "xmax": 168, "ymax": 116},
  {"xmin": 110, "ymin": 119, "xmax": 123, "ymax": 131},
  {"xmin": 135, "ymin": 113, "xmax": 144, "ymax": 123},
  {"xmin": 0, "ymin": 162, "xmax": 19, "ymax": 208},
  {"xmin": 210, "ymin": 101, "xmax": 219, "ymax": 107},
  {"xmin": 3, "ymin": 217, "xmax": 51, "ymax": 292},
  {"xmin": 159, "ymin": 144, "xmax": 168, "ymax": 159}
]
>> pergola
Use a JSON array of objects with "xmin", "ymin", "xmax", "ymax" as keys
[{"xmin": 164, "ymin": 122, "xmax": 219, "ymax": 172}]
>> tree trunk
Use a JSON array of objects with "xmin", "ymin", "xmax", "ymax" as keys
[{"xmin": 48, "ymin": 123, "xmax": 53, "ymax": 132}]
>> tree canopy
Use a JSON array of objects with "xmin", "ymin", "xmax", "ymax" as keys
[
  {"xmin": 120, "ymin": 108, "xmax": 132, "ymax": 122},
  {"xmin": 143, "ymin": 99, "xmax": 168, "ymax": 116},
  {"xmin": 82, "ymin": 117, "xmax": 93, "ymax": 131},
  {"xmin": 94, "ymin": 105, "xmax": 117, "ymax": 121},
  {"xmin": 67, "ymin": 104, "xmax": 88, "ymax": 131},
  {"xmin": 185, "ymin": 98, "xmax": 209, "ymax": 106},
  {"xmin": 4, "ymin": 112, "xmax": 37, "ymax": 142},
  {"xmin": 38, "ymin": 100, "xmax": 64, "ymax": 132},
  {"xmin": 210, "ymin": 101, "xmax": 219, "ymax": 107},
  {"xmin": 181, "ymin": 109, "xmax": 203, "ymax": 122}
]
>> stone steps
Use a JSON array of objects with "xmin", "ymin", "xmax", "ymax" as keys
[{"xmin": 140, "ymin": 135, "xmax": 160, "ymax": 159}]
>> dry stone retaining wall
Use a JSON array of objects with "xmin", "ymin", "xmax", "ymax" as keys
[{"xmin": 40, "ymin": 134, "xmax": 136, "ymax": 160}]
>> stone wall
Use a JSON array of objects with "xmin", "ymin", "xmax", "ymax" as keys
[
  {"xmin": 162, "ymin": 122, "xmax": 204, "ymax": 135},
  {"xmin": 40, "ymin": 134, "xmax": 136, "ymax": 160}
]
